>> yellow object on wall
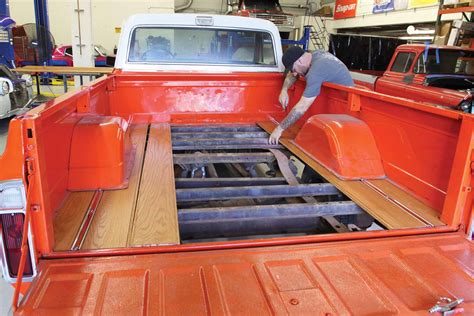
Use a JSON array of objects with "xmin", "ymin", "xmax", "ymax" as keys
[{"xmin": 408, "ymin": 0, "xmax": 438, "ymax": 9}]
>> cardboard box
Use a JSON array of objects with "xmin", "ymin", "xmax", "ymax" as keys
[
  {"xmin": 434, "ymin": 22, "xmax": 452, "ymax": 45},
  {"xmin": 313, "ymin": 5, "xmax": 333, "ymax": 17}
]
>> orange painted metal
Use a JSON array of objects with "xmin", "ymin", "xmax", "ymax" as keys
[
  {"xmin": 15, "ymin": 233, "xmax": 473, "ymax": 315},
  {"xmin": 348, "ymin": 91, "xmax": 361, "ymax": 111},
  {"xmin": 107, "ymin": 72, "xmax": 283, "ymax": 119},
  {"xmin": 375, "ymin": 45, "xmax": 474, "ymax": 109},
  {"xmin": 294, "ymin": 114, "xmax": 385, "ymax": 180},
  {"xmin": 439, "ymin": 6, "xmax": 474, "ymax": 15},
  {"xmin": 43, "ymin": 225, "xmax": 456, "ymax": 260},
  {"xmin": 0, "ymin": 118, "xmax": 24, "ymax": 181},
  {"xmin": 441, "ymin": 115, "xmax": 474, "ymax": 226},
  {"xmin": 68, "ymin": 116, "xmax": 131, "ymax": 190},
  {"xmin": 2, "ymin": 72, "xmax": 471, "ymax": 256}
]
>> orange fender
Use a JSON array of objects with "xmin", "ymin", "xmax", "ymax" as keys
[
  {"xmin": 294, "ymin": 114, "xmax": 385, "ymax": 180},
  {"xmin": 68, "ymin": 116, "xmax": 132, "ymax": 190}
]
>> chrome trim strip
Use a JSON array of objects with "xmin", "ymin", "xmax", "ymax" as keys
[{"xmin": 70, "ymin": 190, "xmax": 103, "ymax": 251}]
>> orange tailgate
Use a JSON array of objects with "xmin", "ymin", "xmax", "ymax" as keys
[{"xmin": 17, "ymin": 233, "xmax": 473, "ymax": 315}]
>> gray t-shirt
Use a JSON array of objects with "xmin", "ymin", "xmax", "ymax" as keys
[{"xmin": 303, "ymin": 50, "xmax": 354, "ymax": 98}]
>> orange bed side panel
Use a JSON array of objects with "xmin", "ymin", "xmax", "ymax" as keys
[{"xmin": 16, "ymin": 233, "xmax": 473, "ymax": 315}]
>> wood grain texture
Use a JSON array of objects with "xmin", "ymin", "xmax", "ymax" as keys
[
  {"xmin": 15, "ymin": 66, "xmax": 113, "ymax": 75},
  {"xmin": 81, "ymin": 125, "xmax": 148, "ymax": 250},
  {"xmin": 367, "ymin": 179, "xmax": 444, "ymax": 226},
  {"xmin": 54, "ymin": 191, "xmax": 94, "ymax": 251},
  {"xmin": 130, "ymin": 123, "xmax": 180, "ymax": 245},
  {"xmin": 258, "ymin": 121, "xmax": 444, "ymax": 229}
]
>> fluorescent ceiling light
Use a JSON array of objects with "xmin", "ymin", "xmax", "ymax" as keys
[
  {"xmin": 399, "ymin": 35, "xmax": 434, "ymax": 40},
  {"xmin": 406, "ymin": 25, "xmax": 435, "ymax": 35}
]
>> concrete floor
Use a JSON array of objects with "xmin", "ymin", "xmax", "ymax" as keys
[
  {"xmin": 0, "ymin": 279, "xmax": 13, "ymax": 315},
  {"xmin": 0, "ymin": 86, "xmax": 71, "ymax": 315}
]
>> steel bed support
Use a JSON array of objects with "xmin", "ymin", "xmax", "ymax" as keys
[
  {"xmin": 175, "ymin": 177, "xmax": 287, "ymax": 188},
  {"xmin": 172, "ymin": 138, "xmax": 274, "ymax": 147},
  {"xmin": 179, "ymin": 202, "xmax": 364, "ymax": 238},
  {"xmin": 171, "ymin": 124, "xmax": 366, "ymax": 240},
  {"xmin": 269, "ymin": 148, "xmax": 351, "ymax": 233},
  {"xmin": 173, "ymin": 144, "xmax": 283, "ymax": 150},
  {"xmin": 179, "ymin": 202, "xmax": 363, "ymax": 221},
  {"xmin": 171, "ymin": 125, "xmax": 262, "ymax": 133},
  {"xmin": 176, "ymin": 183, "xmax": 340, "ymax": 202},
  {"xmin": 171, "ymin": 132, "xmax": 269, "ymax": 139},
  {"xmin": 173, "ymin": 152, "xmax": 275, "ymax": 164}
]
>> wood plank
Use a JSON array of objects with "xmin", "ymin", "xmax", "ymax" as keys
[
  {"xmin": 15, "ymin": 66, "xmax": 113, "ymax": 75},
  {"xmin": 130, "ymin": 123, "xmax": 180, "ymax": 245},
  {"xmin": 258, "ymin": 121, "xmax": 437, "ymax": 229},
  {"xmin": 53, "ymin": 191, "xmax": 94, "ymax": 251},
  {"xmin": 367, "ymin": 179, "xmax": 445, "ymax": 226},
  {"xmin": 81, "ymin": 125, "xmax": 148, "ymax": 250}
]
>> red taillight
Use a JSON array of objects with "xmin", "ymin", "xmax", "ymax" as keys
[{"xmin": 0, "ymin": 213, "xmax": 33, "ymax": 278}]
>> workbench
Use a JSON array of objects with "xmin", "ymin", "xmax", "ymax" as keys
[{"xmin": 15, "ymin": 66, "xmax": 114, "ymax": 93}]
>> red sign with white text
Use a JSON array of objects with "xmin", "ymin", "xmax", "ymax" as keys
[{"xmin": 334, "ymin": 0, "xmax": 357, "ymax": 19}]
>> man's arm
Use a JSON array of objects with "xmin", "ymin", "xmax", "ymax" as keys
[
  {"xmin": 282, "ymin": 72, "xmax": 297, "ymax": 90},
  {"xmin": 269, "ymin": 95, "xmax": 316, "ymax": 144},
  {"xmin": 279, "ymin": 73, "xmax": 298, "ymax": 110}
]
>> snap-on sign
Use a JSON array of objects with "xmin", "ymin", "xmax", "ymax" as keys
[{"xmin": 334, "ymin": 0, "xmax": 357, "ymax": 19}]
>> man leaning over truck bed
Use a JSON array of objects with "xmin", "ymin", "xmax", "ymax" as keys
[{"xmin": 269, "ymin": 46, "xmax": 354, "ymax": 144}]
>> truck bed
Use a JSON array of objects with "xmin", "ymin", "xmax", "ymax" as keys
[
  {"xmin": 53, "ymin": 123, "xmax": 445, "ymax": 252},
  {"xmin": 19, "ymin": 232, "xmax": 473, "ymax": 314}
]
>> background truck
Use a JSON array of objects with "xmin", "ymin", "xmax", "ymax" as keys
[
  {"xmin": 0, "ymin": 65, "xmax": 33, "ymax": 119},
  {"xmin": 352, "ymin": 44, "xmax": 474, "ymax": 113},
  {"xmin": 0, "ymin": 14, "xmax": 472, "ymax": 314},
  {"xmin": 231, "ymin": 0, "xmax": 295, "ymax": 39}
]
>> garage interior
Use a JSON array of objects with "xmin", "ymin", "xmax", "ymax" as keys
[{"xmin": 0, "ymin": 0, "xmax": 473, "ymax": 314}]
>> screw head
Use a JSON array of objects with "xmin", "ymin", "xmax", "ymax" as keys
[{"xmin": 289, "ymin": 298, "xmax": 299, "ymax": 305}]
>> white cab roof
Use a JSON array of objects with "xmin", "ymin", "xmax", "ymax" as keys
[{"xmin": 115, "ymin": 13, "xmax": 284, "ymax": 73}]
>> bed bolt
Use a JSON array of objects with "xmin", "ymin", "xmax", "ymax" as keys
[
  {"xmin": 31, "ymin": 204, "xmax": 40, "ymax": 212},
  {"xmin": 289, "ymin": 298, "xmax": 299, "ymax": 305}
]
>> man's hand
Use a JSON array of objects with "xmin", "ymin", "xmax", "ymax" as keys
[
  {"xmin": 268, "ymin": 126, "xmax": 284, "ymax": 145},
  {"xmin": 279, "ymin": 90, "xmax": 289, "ymax": 110}
]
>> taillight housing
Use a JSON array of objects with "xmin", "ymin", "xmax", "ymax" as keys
[{"xmin": 0, "ymin": 180, "xmax": 36, "ymax": 283}]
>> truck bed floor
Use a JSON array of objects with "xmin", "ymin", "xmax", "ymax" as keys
[
  {"xmin": 55, "ymin": 124, "xmax": 179, "ymax": 250},
  {"xmin": 53, "ymin": 123, "xmax": 445, "ymax": 251}
]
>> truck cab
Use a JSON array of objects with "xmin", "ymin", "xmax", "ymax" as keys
[
  {"xmin": 1, "ymin": 14, "xmax": 473, "ymax": 314},
  {"xmin": 356, "ymin": 44, "xmax": 474, "ymax": 113}
]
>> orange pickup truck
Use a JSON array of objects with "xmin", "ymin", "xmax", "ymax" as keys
[
  {"xmin": 352, "ymin": 44, "xmax": 474, "ymax": 113},
  {"xmin": 0, "ymin": 14, "xmax": 472, "ymax": 314}
]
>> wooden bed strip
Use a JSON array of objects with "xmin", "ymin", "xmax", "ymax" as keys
[
  {"xmin": 366, "ymin": 179, "xmax": 444, "ymax": 226},
  {"xmin": 81, "ymin": 125, "xmax": 149, "ymax": 250},
  {"xmin": 54, "ymin": 191, "xmax": 94, "ymax": 251},
  {"xmin": 258, "ymin": 121, "xmax": 437, "ymax": 229},
  {"xmin": 130, "ymin": 123, "xmax": 180, "ymax": 245}
]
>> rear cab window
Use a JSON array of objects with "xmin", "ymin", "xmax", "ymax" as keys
[
  {"xmin": 390, "ymin": 52, "xmax": 415, "ymax": 73},
  {"xmin": 413, "ymin": 48, "xmax": 474, "ymax": 74},
  {"xmin": 128, "ymin": 27, "xmax": 276, "ymax": 66}
]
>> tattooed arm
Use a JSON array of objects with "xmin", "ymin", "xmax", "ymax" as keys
[
  {"xmin": 269, "ymin": 96, "xmax": 316, "ymax": 145},
  {"xmin": 279, "ymin": 72, "xmax": 298, "ymax": 110},
  {"xmin": 282, "ymin": 72, "xmax": 298, "ymax": 90}
]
